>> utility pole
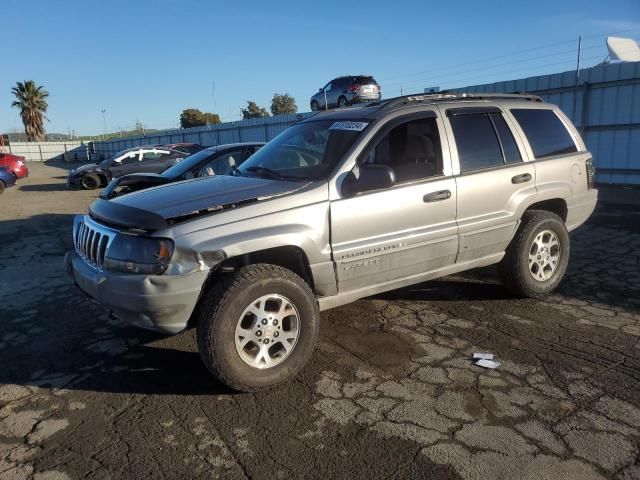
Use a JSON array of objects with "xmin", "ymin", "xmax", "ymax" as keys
[
  {"xmin": 572, "ymin": 35, "xmax": 582, "ymax": 123},
  {"xmin": 212, "ymin": 80, "xmax": 216, "ymax": 113},
  {"xmin": 101, "ymin": 109, "xmax": 107, "ymax": 140}
]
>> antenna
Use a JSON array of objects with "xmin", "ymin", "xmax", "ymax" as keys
[{"xmin": 607, "ymin": 37, "xmax": 640, "ymax": 62}]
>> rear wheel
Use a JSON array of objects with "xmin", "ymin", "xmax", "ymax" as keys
[
  {"xmin": 81, "ymin": 173, "xmax": 100, "ymax": 190},
  {"xmin": 338, "ymin": 96, "xmax": 348, "ymax": 108},
  {"xmin": 499, "ymin": 210, "xmax": 570, "ymax": 297},
  {"xmin": 311, "ymin": 100, "xmax": 320, "ymax": 111},
  {"xmin": 197, "ymin": 264, "xmax": 320, "ymax": 392}
]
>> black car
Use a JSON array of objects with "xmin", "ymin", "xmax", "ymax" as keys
[
  {"xmin": 100, "ymin": 142, "xmax": 264, "ymax": 198},
  {"xmin": 67, "ymin": 146, "xmax": 188, "ymax": 190}
]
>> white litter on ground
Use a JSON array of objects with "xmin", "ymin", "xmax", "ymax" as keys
[
  {"xmin": 472, "ymin": 353, "xmax": 501, "ymax": 369},
  {"xmin": 475, "ymin": 358, "xmax": 501, "ymax": 369}
]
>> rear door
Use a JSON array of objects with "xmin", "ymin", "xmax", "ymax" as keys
[
  {"xmin": 443, "ymin": 106, "xmax": 537, "ymax": 262},
  {"xmin": 331, "ymin": 111, "xmax": 458, "ymax": 292}
]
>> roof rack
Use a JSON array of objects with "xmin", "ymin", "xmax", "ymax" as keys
[{"xmin": 372, "ymin": 91, "xmax": 543, "ymax": 111}]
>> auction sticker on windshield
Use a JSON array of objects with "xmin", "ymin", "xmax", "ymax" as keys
[{"xmin": 329, "ymin": 121, "xmax": 369, "ymax": 132}]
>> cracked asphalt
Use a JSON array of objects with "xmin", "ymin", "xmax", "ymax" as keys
[{"xmin": 1, "ymin": 162, "xmax": 639, "ymax": 480}]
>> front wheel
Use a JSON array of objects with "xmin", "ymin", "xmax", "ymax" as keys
[
  {"xmin": 80, "ymin": 173, "xmax": 101, "ymax": 190},
  {"xmin": 499, "ymin": 210, "xmax": 570, "ymax": 297},
  {"xmin": 310, "ymin": 100, "xmax": 320, "ymax": 111},
  {"xmin": 196, "ymin": 264, "xmax": 320, "ymax": 392}
]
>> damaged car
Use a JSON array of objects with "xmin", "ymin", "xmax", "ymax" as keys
[
  {"xmin": 100, "ymin": 142, "xmax": 264, "ymax": 199},
  {"xmin": 66, "ymin": 93, "xmax": 597, "ymax": 392},
  {"xmin": 66, "ymin": 146, "xmax": 188, "ymax": 190}
]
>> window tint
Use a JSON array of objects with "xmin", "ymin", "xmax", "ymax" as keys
[
  {"xmin": 355, "ymin": 76, "xmax": 376, "ymax": 85},
  {"xmin": 364, "ymin": 116, "xmax": 443, "ymax": 183},
  {"xmin": 142, "ymin": 151, "xmax": 171, "ymax": 161},
  {"xmin": 450, "ymin": 115, "xmax": 503, "ymax": 172},
  {"xmin": 490, "ymin": 113, "xmax": 522, "ymax": 164},
  {"xmin": 120, "ymin": 153, "xmax": 139, "ymax": 165},
  {"xmin": 511, "ymin": 109, "xmax": 577, "ymax": 158},
  {"xmin": 204, "ymin": 149, "xmax": 244, "ymax": 176}
]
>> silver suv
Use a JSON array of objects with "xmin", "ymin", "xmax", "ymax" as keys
[
  {"xmin": 66, "ymin": 93, "xmax": 597, "ymax": 391},
  {"xmin": 310, "ymin": 75, "xmax": 381, "ymax": 111}
]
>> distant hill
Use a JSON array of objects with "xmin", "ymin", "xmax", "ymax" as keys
[{"xmin": 5, "ymin": 129, "xmax": 163, "ymax": 143}]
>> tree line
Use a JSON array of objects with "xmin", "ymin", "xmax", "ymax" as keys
[
  {"xmin": 180, "ymin": 93, "xmax": 297, "ymax": 128},
  {"xmin": 8, "ymin": 79, "xmax": 299, "ymax": 141}
]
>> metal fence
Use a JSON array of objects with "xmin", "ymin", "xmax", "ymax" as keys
[
  {"xmin": 91, "ymin": 113, "xmax": 313, "ymax": 159},
  {"xmin": 454, "ymin": 61, "xmax": 640, "ymax": 185},
  {"xmin": 8, "ymin": 61, "xmax": 640, "ymax": 184},
  {"xmin": 3, "ymin": 141, "xmax": 89, "ymax": 162}
]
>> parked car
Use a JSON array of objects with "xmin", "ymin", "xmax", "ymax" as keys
[
  {"xmin": 66, "ymin": 92, "xmax": 597, "ymax": 392},
  {"xmin": 100, "ymin": 142, "xmax": 264, "ymax": 198},
  {"xmin": 0, "ymin": 167, "xmax": 17, "ymax": 195},
  {"xmin": 160, "ymin": 143, "xmax": 205, "ymax": 155},
  {"xmin": 67, "ymin": 146, "xmax": 188, "ymax": 190},
  {"xmin": 310, "ymin": 75, "xmax": 381, "ymax": 111},
  {"xmin": 0, "ymin": 152, "xmax": 28, "ymax": 178}
]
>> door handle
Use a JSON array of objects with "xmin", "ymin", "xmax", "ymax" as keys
[
  {"xmin": 423, "ymin": 190, "xmax": 452, "ymax": 202},
  {"xmin": 512, "ymin": 173, "xmax": 532, "ymax": 184}
]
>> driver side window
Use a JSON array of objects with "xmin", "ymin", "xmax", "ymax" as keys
[
  {"xmin": 120, "ymin": 152, "xmax": 139, "ymax": 165},
  {"xmin": 364, "ymin": 116, "xmax": 443, "ymax": 183}
]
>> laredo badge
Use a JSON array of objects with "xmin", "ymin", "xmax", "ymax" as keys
[{"xmin": 329, "ymin": 121, "xmax": 369, "ymax": 132}]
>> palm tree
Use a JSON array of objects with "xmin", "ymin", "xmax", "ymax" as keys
[{"xmin": 11, "ymin": 80, "xmax": 49, "ymax": 142}]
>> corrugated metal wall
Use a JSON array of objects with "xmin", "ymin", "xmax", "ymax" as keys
[
  {"xmin": 5, "ymin": 141, "xmax": 89, "ymax": 162},
  {"xmin": 453, "ymin": 61, "xmax": 640, "ymax": 184},
  {"xmin": 91, "ymin": 113, "xmax": 312, "ymax": 159},
  {"xmin": 12, "ymin": 61, "xmax": 639, "ymax": 184}
]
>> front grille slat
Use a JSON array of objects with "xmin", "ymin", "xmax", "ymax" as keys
[{"xmin": 74, "ymin": 219, "xmax": 113, "ymax": 272}]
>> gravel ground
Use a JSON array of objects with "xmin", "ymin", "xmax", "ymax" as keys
[{"xmin": 1, "ymin": 162, "xmax": 639, "ymax": 480}]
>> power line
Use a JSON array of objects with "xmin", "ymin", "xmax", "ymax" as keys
[
  {"xmin": 377, "ymin": 26, "xmax": 640, "ymax": 85},
  {"xmin": 382, "ymin": 43, "xmax": 603, "ymax": 90}
]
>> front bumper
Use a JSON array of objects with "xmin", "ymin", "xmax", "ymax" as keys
[
  {"xmin": 66, "ymin": 173, "xmax": 82, "ymax": 188},
  {"xmin": 65, "ymin": 250, "xmax": 209, "ymax": 334}
]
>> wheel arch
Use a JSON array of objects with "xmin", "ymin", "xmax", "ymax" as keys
[{"xmin": 523, "ymin": 198, "xmax": 568, "ymax": 222}]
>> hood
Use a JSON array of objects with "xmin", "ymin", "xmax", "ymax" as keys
[
  {"xmin": 108, "ymin": 174, "xmax": 310, "ymax": 223},
  {"xmin": 73, "ymin": 163, "xmax": 100, "ymax": 173},
  {"xmin": 100, "ymin": 172, "xmax": 169, "ymax": 199}
]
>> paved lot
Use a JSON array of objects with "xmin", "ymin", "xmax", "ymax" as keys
[{"xmin": 1, "ymin": 162, "xmax": 639, "ymax": 480}]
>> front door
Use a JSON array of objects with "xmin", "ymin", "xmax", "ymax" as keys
[
  {"xmin": 330, "ymin": 112, "xmax": 458, "ymax": 293},
  {"xmin": 109, "ymin": 150, "xmax": 141, "ymax": 177},
  {"xmin": 443, "ymin": 107, "xmax": 537, "ymax": 262}
]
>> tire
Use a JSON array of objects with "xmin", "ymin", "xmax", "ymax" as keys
[
  {"xmin": 499, "ymin": 210, "xmax": 570, "ymax": 298},
  {"xmin": 196, "ymin": 263, "xmax": 320, "ymax": 392},
  {"xmin": 0, "ymin": 181, "xmax": 5, "ymax": 195},
  {"xmin": 338, "ymin": 96, "xmax": 348, "ymax": 108},
  {"xmin": 311, "ymin": 100, "xmax": 320, "ymax": 111},
  {"xmin": 80, "ymin": 173, "xmax": 100, "ymax": 190}
]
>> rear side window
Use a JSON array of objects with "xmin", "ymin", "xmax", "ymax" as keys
[
  {"xmin": 450, "ymin": 114, "xmax": 504, "ymax": 172},
  {"xmin": 511, "ymin": 109, "xmax": 577, "ymax": 158}
]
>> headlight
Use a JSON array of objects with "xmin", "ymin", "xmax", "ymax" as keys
[{"xmin": 104, "ymin": 234, "xmax": 174, "ymax": 275}]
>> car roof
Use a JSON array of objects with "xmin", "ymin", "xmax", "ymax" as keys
[{"xmin": 303, "ymin": 92, "xmax": 546, "ymax": 123}]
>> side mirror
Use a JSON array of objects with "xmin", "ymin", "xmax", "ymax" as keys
[
  {"xmin": 341, "ymin": 164, "xmax": 395, "ymax": 197},
  {"xmin": 319, "ymin": 88, "xmax": 323, "ymax": 92}
]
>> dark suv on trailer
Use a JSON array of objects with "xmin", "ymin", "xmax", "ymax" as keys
[{"xmin": 310, "ymin": 75, "xmax": 381, "ymax": 111}]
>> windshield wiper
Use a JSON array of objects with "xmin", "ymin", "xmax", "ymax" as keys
[{"xmin": 245, "ymin": 166, "xmax": 305, "ymax": 180}]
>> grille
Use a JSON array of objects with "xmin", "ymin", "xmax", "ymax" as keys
[{"xmin": 75, "ymin": 220, "xmax": 113, "ymax": 270}]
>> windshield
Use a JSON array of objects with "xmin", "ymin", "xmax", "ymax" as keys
[
  {"xmin": 162, "ymin": 148, "xmax": 216, "ymax": 177},
  {"xmin": 236, "ymin": 120, "xmax": 366, "ymax": 181}
]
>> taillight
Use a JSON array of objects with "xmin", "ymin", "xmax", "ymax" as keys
[
  {"xmin": 585, "ymin": 158, "xmax": 595, "ymax": 189},
  {"xmin": 348, "ymin": 85, "xmax": 359, "ymax": 92}
]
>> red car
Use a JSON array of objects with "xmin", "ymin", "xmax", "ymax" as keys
[{"xmin": 0, "ymin": 153, "xmax": 28, "ymax": 178}]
